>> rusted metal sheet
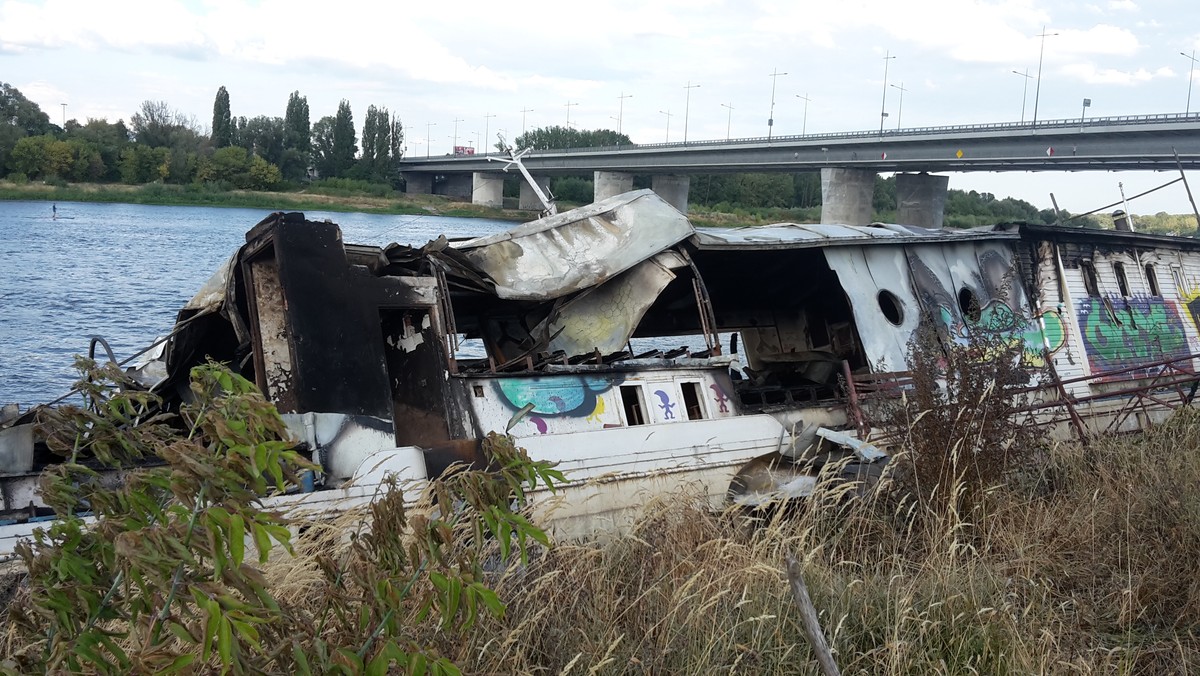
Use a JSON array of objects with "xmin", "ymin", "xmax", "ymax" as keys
[
  {"xmin": 534, "ymin": 254, "xmax": 679, "ymax": 357},
  {"xmin": 455, "ymin": 189, "xmax": 694, "ymax": 300}
]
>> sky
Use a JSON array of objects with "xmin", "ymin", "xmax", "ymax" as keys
[{"xmin": 3, "ymin": 0, "xmax": 1200, "ymax": 215}]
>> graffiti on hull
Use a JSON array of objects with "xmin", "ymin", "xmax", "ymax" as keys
[
  {"xmin": 495, "ymin": 374, "xmax": 623, "ymax": 417},
  {"xmin": 1076, "ymin": 295, "xmax": 1192, "ymax": 374}
]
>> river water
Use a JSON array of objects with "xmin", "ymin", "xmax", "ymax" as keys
[{"xmin": 0, "ymin": 201, "xmax": 515, "ymax": 408}]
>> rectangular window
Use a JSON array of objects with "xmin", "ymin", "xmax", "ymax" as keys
[
  {"xmin": 620, "ymin": 385, "xmax": 646, "ymax": 426},
  {"xmin": 1113, "ymin": 262, "xmax": 1130, "ymax": 297},
  {"xmin": 1145, "ymin": 264, "xmax": 1161, "ymax": 297},
  {"xmin": 1080, "ymin": 261, "xmax": 1100, "ymax": 297},
  {"xmin": 1172, "ymin": 265, "xmax": 1186, "ymax": 293},
  {"xmin": 681, "ymin": 382, "xmax": 705, "ymax": 420}
]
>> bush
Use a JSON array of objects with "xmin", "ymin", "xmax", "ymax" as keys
[
  {"xmin": 6, "ymin": 172, "xmax": 29, "ymax": 185},
  {"xmin": 3, "ymin": 360, "xmax": 561, "ymax": 674}
]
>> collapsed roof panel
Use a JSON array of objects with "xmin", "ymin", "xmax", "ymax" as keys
[{"xmin": 454, "ymin": 189, "xmax": 695, "ymax": 301}]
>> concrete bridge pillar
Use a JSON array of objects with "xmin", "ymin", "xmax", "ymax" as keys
[
  {"xmin": 651, "ymin": 174, "xmax": 690, "ymax": 214},
  {"xmin": 820, "ymin": 168, "xmax": 875, "ymax": 225},
  {"xmin": 472, "ymin": 172, "xmax": 504, "ymax": 208},
  {"xmin": 438, "ymin": 174, "xmax": 472, "ymax": 200},
  {"xmin": 403, "ymin": 172, "xmax": 434, "ymax": 195},
  {"xmin": 519, "ymin": 175, "xmax": 553, "ymax": 211},
  {"xmin": 594, "ymin": 171, "xmax": 633, "ymax": 201},
  {"xmin": 895, "ymin": 172, "xmax": 950, "ymax": 229}
]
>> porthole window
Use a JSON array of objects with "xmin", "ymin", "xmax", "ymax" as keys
[
  {"xmin": 958, "ymin": 287, "xmax": 982, "ymax": 323},
  {"xmin": 877, "ymin": 290, "xmax": 905, "ymax": 326}
]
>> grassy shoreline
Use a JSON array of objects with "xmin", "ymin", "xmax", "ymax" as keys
[{"xmin": 0, "ymin": 180, "xmax": 529, "ymax": 221}]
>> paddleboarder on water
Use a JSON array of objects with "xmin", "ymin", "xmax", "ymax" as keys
[{"xmin": 52, "ymin": 203, "xmax": 57, "ymax": 220}]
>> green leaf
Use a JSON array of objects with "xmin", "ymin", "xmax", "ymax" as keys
[
  {"xmin": 292, "ymin": 641, "xmax": 313, "ymax": 676},
  {"xmin": 159, "ymin": 654, "xmax": 197, "ymax": 674},
  {"xmin": 229, "ymin": 513, "xmax": 245, "ymax": 567},
  {"xmin": 473, "ymin": 583, "xmax": 505, "ymax": 618},
  {"xmin": 203, "ymin": 599, "xmax": 220, "ymax": 662},
  {"xmin": 217, "ymin": 614, "xmax": 233, "ymax": 665}
]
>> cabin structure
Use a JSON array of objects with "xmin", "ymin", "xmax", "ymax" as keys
[{"xmin": 3, "ymin": 191, "xmax": 1200, "ymax": 545}]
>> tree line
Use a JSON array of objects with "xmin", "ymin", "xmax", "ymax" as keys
[{"xmin": 0, "ymin": 82, "xmax": 405, "ymax": 191}]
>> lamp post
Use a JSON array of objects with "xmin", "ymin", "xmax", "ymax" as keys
[
  {"xmin": 425, "ymin": 122, "xmax": 436, "ymax": 158},
  {"xmin": 520, "ymin": 107, "xmax": 533, "ymax": 136},
  {"xmin": 795, "ymin": 93, "xmax": 811, "ymax": 135},
  {"xmin": 682, "ymin": 81, "xmax": 700, "ymax": 143},
  {"xmin": 721, "ymin": 103, "xmax": 734, "ymax": 141},
  {"xmin": 879, "ymin": 50, "xmax": 896, "ymax": 137},
  {"xmin": 1012, "ymin": 68, "xmax": 1033, "ymax": 123},
  {"xmin": 617, "ymin": 92, "xmax": 632, "ymax": 134},
  {"xmin": 1032, "ymin": 26, "xmax": 1058, "ymax": 127},
  {"xmin": 482, "ymin": 112, "xmax": 495, "ymax": 154},
  {"xmin": 1182, "ymin": 50, "xmax": 1199, "ymax": 114},
  {"xmin": 1080, "ymin": 97, "xmax": 1091, "ymax": 131},
  {"xmin": 890, "ymin": 82, "xmax": 907, "ymax": 129},
  {"xmin": 564, "ymin": 101, "xmax": 578, "ymax": 127},
  {"xmin": 767, "ymin": 68, "xmax": 787, "ymax": 140},
  {"xmin": 452, "ymin": 117, "xmax": 464, "ymax": 152},
  {"xmin": 659, "ymin": 109, "xmax": 672, "ymax": 142}
]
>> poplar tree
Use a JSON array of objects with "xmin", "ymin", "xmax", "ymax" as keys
[
  {"xmin": 282, "ymin": 91, "xmax": 311, "ymax": 182},
  {"xmin": 211, "ymin": 86, "xmax": 232, "ymax": 148},
  {"xmin": 330, "ymin": 100, "xmax": 357, "ymax": 177}
]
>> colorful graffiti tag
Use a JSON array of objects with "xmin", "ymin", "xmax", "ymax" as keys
[
  {"xmin": 653, "ymin": 390, "xmax": 676, "ymax": 419},
  {"xmin": 1076, "ymin": 295, "xmax": 1192, "ymax": 373},
  {"xmin": 494, "ymin": 374, "xmax": 624, "ymax": 417}
]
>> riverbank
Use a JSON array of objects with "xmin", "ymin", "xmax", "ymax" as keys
[
  {"xmin": 0, "ymin": 180, "xmax": 529, "ymax": 221},
  {"xmin": 0, "ymin": 179, "xmax": 824, "ymax": 228}
]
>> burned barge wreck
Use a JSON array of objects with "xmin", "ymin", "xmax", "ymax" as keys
[{"xmin": 4, "ymin": 189, "xmax": 1200, "ymax": 548}]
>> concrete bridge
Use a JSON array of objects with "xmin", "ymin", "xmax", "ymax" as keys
[{"xmin": 398, "ymin": 113, "xmax": 1200, "ymax": 227}]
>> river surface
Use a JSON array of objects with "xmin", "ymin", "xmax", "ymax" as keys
[{"xmin": 0, "ymin": 201, "xmax": 515, "ymax": 408}]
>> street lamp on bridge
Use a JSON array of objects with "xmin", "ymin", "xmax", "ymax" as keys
[
  {"xmin": 1032, "ymin": 26, "xmax": 1059, "ymax": 127},
  {"xmin": 721, "ymin": 102, "xmax": 734, "ymax": 141},
  {"xmin": 1012, "ymin": 68, "xmax": 1033, "ymax": 123},
  {"xmin": 425, "ymin": 122, "xmax": 436, "ymax": 159},
  {"xmin": 1182, "ymin": 50, "xmax": 1199, "ymax": 115},
  {"xmin": 616, "ymin": 92, "xmax": 632, "ymax": 134},
  {"xmin": 682, "ymin": 81, "xmax": 700, "ymax": 143},
  {"xmin": 482, "ymin": 112, "xmax": 496, "ymax": 154},
  {"xmin": 879, "ymin": 50, "xmax": 896, "ymax": 137},
  {"xmin": 660, "ymin": 110, "xmax": 673, "ymax": 142},
  {"xmin": 520, "ymin": 107, "xmax": 533, "ymax": 136},
  {"xmin": 796, "ymin": 93, "xmax": 811, "ymax": 136},
  {"xmin": 767, "ymin": 68, "xmax": 787, "ymax": 140},
  {"xmin": 1081, "ymin": 97, "xmax": 1091, "ymax": 131},
  {"xmin": 890, "ymin": 82, "xmax": 907, "ymax": 130}
]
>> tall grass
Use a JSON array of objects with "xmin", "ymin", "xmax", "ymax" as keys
[{"xmin": 373, "ymin": 413, "xmax": 1195, "ymax": 674}]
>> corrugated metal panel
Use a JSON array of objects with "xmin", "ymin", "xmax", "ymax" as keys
[{"xmin": 692, "ymin": 222, "xmax": 1018, "ymax": 251}]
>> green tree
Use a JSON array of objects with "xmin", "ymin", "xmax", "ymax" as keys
[
  {"xmin": 119, "ymin": 145, "xmax": 169, "ymax": 183},
  {"xmin": 212, "ymin": 86, "xmax": 233, "ymax": 148},
  {"xmin": 311, "ymin": 115, "xmax": 336, "ymax": 179},
  {"xmin": 8, "ymin": 135, "xmax": 50, "ymax": 177},
  {"xmin": 240, "ymin": 116, "xmax": 285, "ymax": 166},
  {"xmin": 246, "ymin": 154, "xmax": 282, "ymax": 190},
  {"xmin": 331, "ymin": 100, "xmax": 357, "ymax": 178},
  {"xmin": 512, "ymin": 125, "xmax": 630, "ymax": 151},
  {"xmin": 1, "ymin": 82, "xmax": 54, "ymax": 174},
  {"xmin": 282, "ymin": 91, "xmax": 311, "ymax": 182},
  {"xmin": 65, "ymin": 119, "xmax": 130, "ymax": 182}
]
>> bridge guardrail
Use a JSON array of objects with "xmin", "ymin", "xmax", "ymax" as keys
[{"xmin": 414, "ymin": 112, "xmax": 1200, "ymax": 163}]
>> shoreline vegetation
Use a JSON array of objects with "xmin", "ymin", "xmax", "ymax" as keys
[
  {"xmin": 0, "ymin": 179, "xmax": 526, "ymax": 221},
  {"xmin": 3, "ymin": 178, "xmax": 1199, "ymax": 233}
]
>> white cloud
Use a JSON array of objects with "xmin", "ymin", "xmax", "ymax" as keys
[
  {"xmin": 1060, "ymin": 63, "xmax": 1172, "ymax": 84},
  {"xmin": 1107, "ymin": 0, "xmax": 1138, "ymax": 11}
]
